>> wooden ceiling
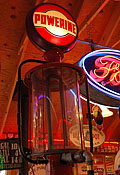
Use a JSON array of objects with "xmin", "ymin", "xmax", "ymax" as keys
[{"xmin": 0, "ymin": 0, "xmax": 120, "ymax": 142}]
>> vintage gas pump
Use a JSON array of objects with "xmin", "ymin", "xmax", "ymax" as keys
[{"xmin": 17, "ymin": 3, "xmax": 94, "ymax": 175}]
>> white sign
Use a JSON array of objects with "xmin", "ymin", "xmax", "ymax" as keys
[
  {"xmin": 28, "ymin": 164, "xmax": 46, "ymax": 175},
  {"xmin": 69, "ymin": 124, "xmax": 105, "ymax": 148}
]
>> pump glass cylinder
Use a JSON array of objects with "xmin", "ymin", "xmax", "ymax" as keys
[{"xmin": 24, "ymin": 63, "xmax": 86, "ymax": 155}]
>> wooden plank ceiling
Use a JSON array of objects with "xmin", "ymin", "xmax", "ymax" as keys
[{"xmin": 0, "ymin": 0, "xmax": 120, "ymax": 142}]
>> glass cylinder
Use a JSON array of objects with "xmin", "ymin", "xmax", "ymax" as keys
[{"xmin": 24, "ymin": 62, "xmax": 86, "ymax": 155}]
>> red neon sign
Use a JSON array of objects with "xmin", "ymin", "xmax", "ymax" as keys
[
  {"xmin": 90, "ymin": 56, "xmax": 120, "ymax": 86},
  {"xmin": 78, "ymin": 49, "xmax": 120, "ymax": 101}
]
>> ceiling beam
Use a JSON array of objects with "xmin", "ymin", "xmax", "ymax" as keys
[
  {"xmin": 111, "ymin": 39, "xmax": 120, "ymax": 48},
  {"xmin": 35, "ymin": 0, "xmax": 48, "ymax": 5},
  {"xmin": 0, "ymin": 37, "xmax": 29, "ymax": 135},
  {"xmin": 1, "ymin": 0, "xmax": 47, "ymax": 135},
  {"xmin": 78, "ymin": 0, "xmax": 110, "ymax": 35},
  {"xmin": 99, "ymin": 2, "xmax": 120, "ymax": 46},
  {"xmin": 71, "ymin": 0, "xmax": 84, "ymax": 20}
]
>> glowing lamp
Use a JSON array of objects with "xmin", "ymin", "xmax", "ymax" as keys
[
  {"xmin": 92, "ymin": 104, "xmax": 113, "ymax": 125},
  {"xmin": 98, "ymin": 105, "xmax": 113, "ymax": 118}
]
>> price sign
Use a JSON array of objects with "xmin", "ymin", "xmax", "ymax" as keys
[
  {"xmin": 28, "ymin": 164, "xmax": 46, "ymax": 175},
  {"xmin": 0, "ymin": 138, "xmax": 23, "ymax": 170}
]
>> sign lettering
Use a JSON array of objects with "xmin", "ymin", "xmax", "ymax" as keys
[
  {"xmin": 33, "ymin": 11, "xmax": 76, "ymax": 36},
  {"xmin": 0, "ymin": 138, "xmax": 23, "ymax": 170},
  {"xmin": 90, "ymin": 56, "xmax": 120, "ymax": 86},
  {"xmin": 69, "ymin": 124, "xmax": 105, "ymax": 148}
]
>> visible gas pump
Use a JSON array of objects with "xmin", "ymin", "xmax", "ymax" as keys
[{"xmin": 17, "ymin": 3, "xmax": 94, "ymax": 175}]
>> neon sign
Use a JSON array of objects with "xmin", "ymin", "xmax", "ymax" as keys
[
  {"xmin": 90, "ymin": 55, "xmax": 120, "ymax": 86},
  {"xmin": 78, "ymin": 49, "xmax": 120, "ymax": 100}
]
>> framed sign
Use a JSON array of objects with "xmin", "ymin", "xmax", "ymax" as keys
[
  {"xmin": 105, "ymin": 156, "xmax": 115, "ymax": 175},
  {"xmin": 0, "ymin": 138, "xmax": 23, "ymax": 170},
  {"xmin": 69, "ymin": 124, "xmax": 105, "ymax": 148}
]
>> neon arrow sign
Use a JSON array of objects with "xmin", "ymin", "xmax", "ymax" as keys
[{"xmin": 78, "ymin": 49, "xmax": 120, "ymax": 100}]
